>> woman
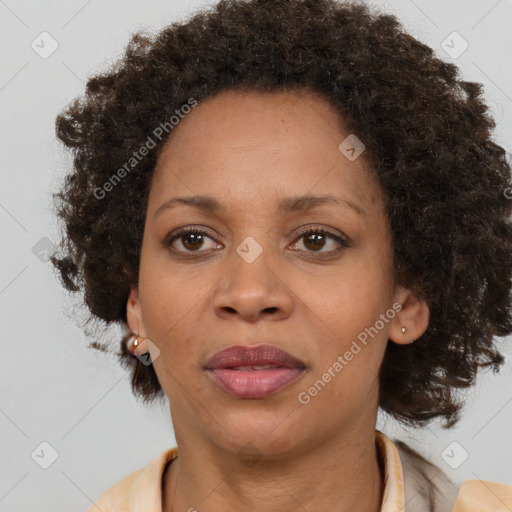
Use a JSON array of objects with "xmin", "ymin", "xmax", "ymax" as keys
[{"xmin": 50, "ymin": 0, "xmax": 512, "ymax": 510}]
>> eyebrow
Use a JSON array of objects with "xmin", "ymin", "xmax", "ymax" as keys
[{"xmin": 153, "ymin": 193, "xmax": 366, "ymax": 219}]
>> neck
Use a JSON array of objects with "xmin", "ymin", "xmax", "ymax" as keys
[{"xmin": 163, "ymin": 424, "xmax": 385, "ymax": 512}]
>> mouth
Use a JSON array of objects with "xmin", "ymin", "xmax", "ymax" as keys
[{"xmin": 204, "ymin": 344, "xmax": 306, "ymax": 399}]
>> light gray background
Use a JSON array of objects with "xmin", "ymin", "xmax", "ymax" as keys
[{"xmin": 1, "ymin": 0, "xmax": 511, "ymax": 510}]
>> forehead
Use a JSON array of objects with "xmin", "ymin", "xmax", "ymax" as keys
[
  {"xmin": 161, "ymin": 88, "xmax": 346, "ymax": 150},
  {"xmin": 149, "ymin": 88, "xmax": 384, "ymax": 217}
]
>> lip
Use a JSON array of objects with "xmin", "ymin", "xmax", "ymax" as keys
[{"xmin": 204, "ymin": 344, "xmax": 306, "ymax": 399}]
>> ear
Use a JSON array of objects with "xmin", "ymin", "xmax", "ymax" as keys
[
  {"xmin": 126, "ymin": 286, "xmax": 149, "ymax": 354},
  {"xmin": 388, "ymin": 286, "xmax": 430, "ymax": 345}
]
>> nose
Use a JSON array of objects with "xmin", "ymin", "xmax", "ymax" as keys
[{"xmin": 212, "ymin": 251, "xmax": 294, "ymax": 323}]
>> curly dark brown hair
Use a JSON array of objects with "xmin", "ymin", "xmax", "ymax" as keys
[{"xmin": 50, "ymin": 0, "xmax": 512, "ymax": 429}]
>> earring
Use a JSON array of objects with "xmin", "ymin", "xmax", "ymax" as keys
[
  {"xmin": 401, "ymin": 326, "xmax": 407, "ymax": 334},
  {"xmin": 128, "ymin": 334, "xmax": 145, "ymax": 352}
]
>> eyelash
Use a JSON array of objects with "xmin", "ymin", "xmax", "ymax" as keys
[{"xmin": 164, "ymin": 226, "xmax": 350, "ymax": 257}]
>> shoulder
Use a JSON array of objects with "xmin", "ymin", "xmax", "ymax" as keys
[
  {"xmin": 85, "ymin": 467, "xmax": 142, "ymax": 512},
  {"xmin": 453, "ymin": 479, "xmax": 512, "ymax": 511},
  {"xmin": 394, "ymin": 439, "xmax": 512, "ymax": 511},
  {"xmin": 85, "ymin": 447, "xmax": 178, "ymax": 512}
]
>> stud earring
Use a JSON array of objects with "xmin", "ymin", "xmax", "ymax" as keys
[
  {"xmin": 128, "ymin": 334, "xmax": 145, "ymax": 352},
  {"xmin": 401, "ymin": 326, "xmax": 407, "ymax": 334}
]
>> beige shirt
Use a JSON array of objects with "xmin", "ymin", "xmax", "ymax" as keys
[{"xmin": 86, "ymin": 430, "xmax": 512, "ymax": 511}]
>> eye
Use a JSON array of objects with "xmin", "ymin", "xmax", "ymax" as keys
[
  {"xmin": 165, "ymin": 227, "xmax": 220, "ymax": 253},
  {"xmin": 164, "ymin": 226, "xmax": 349, "ymax": 256},
  {"xmin": 290, "ymin": 227, "xmax": 349, "ymax": 255}
]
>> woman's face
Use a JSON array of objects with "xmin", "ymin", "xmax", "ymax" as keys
[{"xmin": 127, "ymin": 88, "xmax": 426, "ymax": 457}]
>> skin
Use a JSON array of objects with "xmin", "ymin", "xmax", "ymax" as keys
[{"xmin": 126, "ymin": 88, "xmax": 430, "ymax": 512}]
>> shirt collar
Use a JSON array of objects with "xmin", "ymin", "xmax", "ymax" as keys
[
  {"xmin": 376, "ymin": 429, "xmax": 406, "ymax": 511},
  {"xmin": 130, "ymin": 446, "xmax": 177, "ymax": 512}
]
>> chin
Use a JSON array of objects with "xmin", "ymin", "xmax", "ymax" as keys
[{"xmin": 205, "ymin": 406, "xmax": 307, "ymax": 457}]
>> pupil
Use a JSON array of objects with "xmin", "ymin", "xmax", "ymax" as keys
[
  {"xmin": 183, "ymin": 233, "xmax": 203, "ymax": 250},
  {"xmin": 305, "ymin": 233, "xmax": 324, "ymax": 251}
]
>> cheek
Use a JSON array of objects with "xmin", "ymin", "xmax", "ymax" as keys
[
  {"xmin": 308, "ymin": 259, "xmax": 389, "ymax": 328},
  {"xmin": 138, "ymin": 268, "xmax": 210, "ymax": 367},
  {"xmin": 139, "ymin": 248, "xmax": 192, "ymax": 324},
  {"xmin": 298, "ymin": 254, "xmax": 392, "ymax": 384}
]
